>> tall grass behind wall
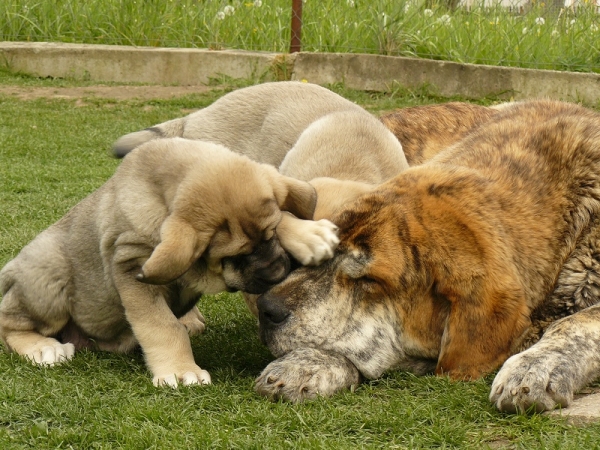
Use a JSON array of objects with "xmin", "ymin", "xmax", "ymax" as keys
[{"xmin": 1, "ymin": 0, "xmax": 600, "ymax": 72}]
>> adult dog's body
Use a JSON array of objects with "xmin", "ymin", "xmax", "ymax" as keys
[
  {"xmin": 255, "ymin": 99, "xmax": 600, "ymax": 414},
  {"xmin": 0, "ymin": 138, "xmax": 330, "ymax": 387}
]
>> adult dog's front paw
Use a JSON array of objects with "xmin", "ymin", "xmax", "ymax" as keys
[
  {"xmin": 255, "ymin": 347, "xmax": 360, "ymax": 402},
  {"xmin": 153, "ymin": 364, "xmax": 211, "ymax": 388},
  {"xmin": 280, "ymin": 218, "xmax": 340, "ymax": 266},
  {"xmin": 490, "ymin": 349, "xmax": 574, "ymax": 413}
]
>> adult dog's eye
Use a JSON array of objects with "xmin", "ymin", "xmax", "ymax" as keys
[
  {"xmin": 358, "ymin": 275, "xmax": 384, "ymax": 293},
  {"xmin": 360, "ymin": 275, "xmax": 379, "ymax": 285}
]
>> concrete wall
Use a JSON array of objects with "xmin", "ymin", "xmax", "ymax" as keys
[{"xmin": 2, "ymin": 41, "xmax": 600, "ymax": 105}]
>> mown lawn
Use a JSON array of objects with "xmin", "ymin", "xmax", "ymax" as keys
[{"xmin": 1, "ymin": 70, "xmax": 600, "ymax": 449}]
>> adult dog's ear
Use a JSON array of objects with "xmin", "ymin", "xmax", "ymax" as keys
[
  {"xmin": 137, "ymin": 216, "xmax": 213, "ymax": 285},
  {"xmin": 433, "ymin": 268, "xmax": 531, "ymax": 380},
  {"xmin": 272, "ymin": 174, "xmax": 317, "ymax": 220}
]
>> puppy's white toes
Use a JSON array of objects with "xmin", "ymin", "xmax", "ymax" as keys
[
  {"xmin": 153, "ymin": 369, "xmax": 212, "ymax": 388},
  {"xmin": 182, "ymin": 370, "xmax": 211, "ymax": 386},
  {"xmin": 27, "ymin": 341, "xmax": 76, "ymax": 366},
  {"xmin": 154, "ymin": 374, "xmax": 179, "ymax": 388}
]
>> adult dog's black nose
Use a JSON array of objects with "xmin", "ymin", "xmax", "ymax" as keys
[{"xmin": 257, "ymin": 293, "xmax": 290, "ymax": 327}]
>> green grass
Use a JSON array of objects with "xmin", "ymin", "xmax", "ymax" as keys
[
  {"xmin": 1, "ymin": 0, "xmax": 600, "ymax": 73},
  {"xmin": 2, "ymin": 71, "xmax": 600, "ymax": 448}
]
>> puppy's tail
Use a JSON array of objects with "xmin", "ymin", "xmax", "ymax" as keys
[{"xmin": 111, "ymin": 117, "xmax": 186, "ymax": 158}]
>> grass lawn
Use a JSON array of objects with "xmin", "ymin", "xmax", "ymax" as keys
[{"xmin": 1, "ymin": 70, "xmax": 600, "ymax": 449}]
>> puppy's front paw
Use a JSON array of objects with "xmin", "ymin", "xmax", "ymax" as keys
[
  {"xmin": 153, "ymin": 364, "xmax": 211, "ymax": 388},
  {"xmin": 255, "ymin": 347, "xmax": 360, "ymax": 402},
  {"xmin": 280, "ymin": 218, "xmax": 340, "ymax": 266},
  {"xmin": 490, "ymin": 349, "xmax": 574, "ymax": 413},
  {"xmin": 23, "ymin": 339, "xmax": 75, "ymax": 366}
]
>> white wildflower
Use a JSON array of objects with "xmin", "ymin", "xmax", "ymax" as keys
[
  {"xmin": 551, "ymin": 29, "xmax": 559, "ymax": 37},
  {"xmin": 347, "ymin": 0, "xmax": 355, "ymax": 6},
  {"xmin": 223, "ymin": 5, "xmax": 235, "ymax": 15},
  {"xmin": 570, "ymin": 19, "xmax": 576, "ymax": 25},
  {"xmin": 438, "ymin": 14, "xmax": 451, "ymax": 25},
  {"xmin": 424, "ymin": 8, "xmax": 434, "ymax": 17},
  {"xmin": 216, "ymin": 11, "xmax": 226, "ymax": 20},
  {"xmin": 535, "ymin": 17, "xmax": 545, "ymax": 25},
  {"xmin": 254, "ymin": 0, "xmax": 262, "ymax": 6},
  {"xmin": 522, "ymin": 27, "xmax": 528, "ymax": 34},
  {"xmin": 591, "ymin": 24, "xmax": 599, "ymax": 32},
  {"xmin": 276, "ymin": 6, "xmax": 283, "ymax": 15}
]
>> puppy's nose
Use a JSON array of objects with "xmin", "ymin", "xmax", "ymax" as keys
[{"xmin": 257, "ymin": 293, "xmax": 290, "ymax": 327}]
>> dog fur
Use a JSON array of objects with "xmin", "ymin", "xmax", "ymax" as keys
[
  {"xmin": 255, "ymin": 99, "xmax": 600, "ymax": 413},
  {"xmin": 112, "ymin": 81, "xmax": 410, "ymax": 315},
  {"xmin": 0, "ymin": 138, "xmax": 333, "ymax": 387}
]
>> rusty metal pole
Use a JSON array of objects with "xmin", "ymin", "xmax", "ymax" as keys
[{"xmin": 290, "ymin": 0, "xmax": 302, "ymax": 53}]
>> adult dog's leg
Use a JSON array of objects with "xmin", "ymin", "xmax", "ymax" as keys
[{"xmin": 490, "ymin": 304, "xmax": 600, "ymax": 413}]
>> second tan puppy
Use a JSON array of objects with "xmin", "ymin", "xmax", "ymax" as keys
[{"xmin": 0, "ymin": 138, "xmax": 331, "ymax": 387}]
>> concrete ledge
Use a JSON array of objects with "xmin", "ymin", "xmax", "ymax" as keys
[
  {"xmin": 0, "ymin": 42, "xmax": 289, "ymax": 85},
  {"xmin": 291, "ymin": 52, "xmax": 600, "ymax": 105},
  {"xmin": 2, "ymin": 42, "xmax": 600, "ymax": 105}
]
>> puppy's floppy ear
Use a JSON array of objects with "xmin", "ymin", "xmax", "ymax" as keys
[
  {"xmin": 137, "ymin": 215, "xmax": 213, "ymax": 285},
  {"xmin": 273, "ymin": 174, "xmax": 317, "ymax": 220},
  {"xmin": 434, "ymin": 270, "xmax": 531, "ymax": 380}
]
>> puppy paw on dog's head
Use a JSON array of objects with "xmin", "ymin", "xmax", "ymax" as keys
[{"xmin": 276, "ymin": 214, "xmax": 340, "ymax": 266}]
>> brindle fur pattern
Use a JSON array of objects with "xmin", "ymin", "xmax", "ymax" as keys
[
  {"xmin": 255, "ymin": 347, "xmax": 361, "ymax": 402},
  {"xmin": 255, "ymin": 100, "xmax": 600, "ymax": 412},
  {"xmin": 379, "ymin": 102, "xmax": 499, "ymax": 165}
]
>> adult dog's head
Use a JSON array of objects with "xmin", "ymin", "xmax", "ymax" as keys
[{"xmin": 257, "ymin": 166, "xmax": 530, "ymax": 381}]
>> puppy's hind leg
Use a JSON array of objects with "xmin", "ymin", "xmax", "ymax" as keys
[
  {"xmin": 0, "ymin": 288, "xmax": 75, "ymax": 366},
  {"xmin": 178, "ymin": 306, "xmax": 206, "ymax": 336}
]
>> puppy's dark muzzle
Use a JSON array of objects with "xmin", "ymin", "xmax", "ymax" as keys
[{"xmin": 222, "ymin": 235, "xmax": 291, "ymax": 294}]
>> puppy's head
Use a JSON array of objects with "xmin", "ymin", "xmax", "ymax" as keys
[
  {"xmin": 257, "ymin": 170, "xmax": 530, "ymax": 381},
  {"xmin": 137, "ymin": 155, "xmax": 316, "ymax": 292}
]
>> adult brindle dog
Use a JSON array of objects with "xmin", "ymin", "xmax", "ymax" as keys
[{"xmin": 255, "ymin": 99, "xmax": 600, "ymax": 414}]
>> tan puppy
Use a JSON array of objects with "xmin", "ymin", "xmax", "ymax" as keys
[
  {"xmin": 114, "ymin": 81, "xmax": 411, "ymax": 315},
  {"xmin": 0, "ymin": 137, "xmax": 335, "ymax": 387},
  {"xmin": 255, "ymin": 100, "xmax": 600, "ymax": 415}
]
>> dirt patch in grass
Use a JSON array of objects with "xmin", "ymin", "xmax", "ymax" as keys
[{"xmin": 0, "ymin": 84, "xmax": 214, "ymax": 100}]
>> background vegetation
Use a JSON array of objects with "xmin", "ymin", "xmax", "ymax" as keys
[
  {"xmin": 1, "ymin": 69, "xmax": 600, "ymax": 448},
  {"xmin": 1, "ymin": 0, "xmax": 600, "ymax": 72}
]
